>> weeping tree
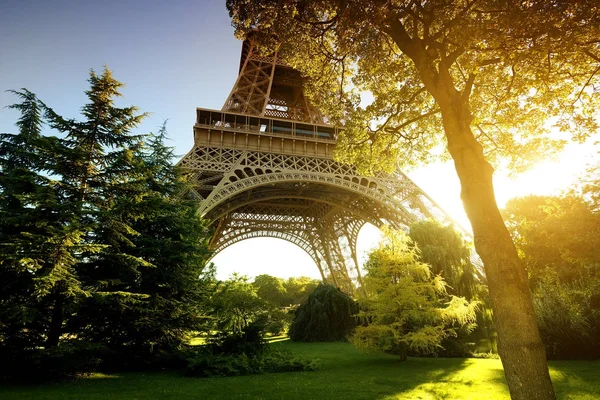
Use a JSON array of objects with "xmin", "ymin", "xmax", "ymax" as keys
[
  {"xmin": 289, "ymin": 284, "xmax": 358, "ymax": 342},
  {"xmin": 225, "ymin": 1, "xmax": 600, "ymax": 397},
  {"xmin": 409, "ymin": 220, "xmax": 478, "ymax": 300},
  {"xmin": 409, "ymin": 220, "xmax": 494, "ymax": 355}
]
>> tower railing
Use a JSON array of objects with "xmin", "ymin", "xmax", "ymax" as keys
[{"xmin": 196, "ymin": 108, "xmax": 338, "ymax": 142}]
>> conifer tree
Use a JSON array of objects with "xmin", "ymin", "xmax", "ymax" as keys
[
  {"xmin": 2, "ymin": 71, "xmax": 214, "ymax": 367},
  {"xmin": 39, "ymin": 68, "xmax": 150, "ymax": 347},
  {"xmin": 72, "ymin": 122, "xmax": 214, "ymax": 352},
  {"xmin": 0, "ymin": 90, "xmax": 86, "ymax": 349},
  {"xmin": 351, "ymin": 227, "xmax": 478, "ymax": 360}
]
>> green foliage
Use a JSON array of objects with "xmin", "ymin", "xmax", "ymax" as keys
[
  {"xmin": 186, "ymin": 322, "xmax": 319, "ymax": 378},
  {"xmin": 0, "ymin": 89, "xmax": 89, "ymax": 350},
  {"xmin": 253, "ymin": 274, "xmax": 288, "ymax": 307},
  {"xmin": 533, "ymin": 272, "xmax": 600, "ymax": 359},
  {"xmin": 504, "ymin": 194, "xmax": 600, "ymax": 359},
  {"xmin": 409, "ymin": 220, "xmax": 496, "ymax": 356},
  {"xmin": 504, "ymin": 195, "xmax": 600, "ymax": 283},
  {"xmin": 0, "ymin": 69, "xmax": 214, "ymax": 376},
  {"xmin": 211, "ymin": 275, "xmax": 271, "ymax": 334},
  {"xmin": 264, "ymin": 308, "xmax": 294, "ymax": 336},
  {"xmin": 252, "ymin": 274, "xmax": 320, "ymax": 307},
  {"xmin": 289, "ymin": 284, "xmax": 358, "ymax": 342},
  {"xmin": 351, "ymin": 227, "xmax": 478, "ymax": 359},
  {"xmin": 227, "ymin": 1, "xmax": 600, "ymax": 174},
  {"xmin": 283, "ymin": 276, "xmax": 320, "ymax": 306},
  {"xmin": 185, "ymin": 349, "xmax": 320, "ymax": 378},
  {"xmin": 409, "ymin": 220, "xmax": 478, "ymax": 300},
  {"xmin": 69, "ymin": 120, "xmax": 213, "ymax": 353},
  {"xmin": 208, "ymin": 322, "xmax": 267, "ymax": 357}
]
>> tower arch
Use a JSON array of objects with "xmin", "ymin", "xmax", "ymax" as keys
[{"xmin": 179, "ymin": 36, "xmax": 463, "ymax": 289}]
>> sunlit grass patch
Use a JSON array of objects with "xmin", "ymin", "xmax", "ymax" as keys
[
  {"xmin": 85, "ymin": 372, "xmax": 121, "ymax": 380},
  {"xmin": 266, "ymin": 334, "xmax": 289, "ymax": 343},
  {"xmin": 383, "ymin": 358, "xmax": 509, "ymax": 400}
]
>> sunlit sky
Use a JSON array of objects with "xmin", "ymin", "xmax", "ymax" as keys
[{"xmin": 1, "ymin": 0, "xmax": 597, "ymax": 281}]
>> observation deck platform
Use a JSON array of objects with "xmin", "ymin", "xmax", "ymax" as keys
[{"xmin": 194, "ymin": 108, "xmax": 340, "ymax": 159}]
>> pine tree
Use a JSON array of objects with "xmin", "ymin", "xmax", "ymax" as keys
[
  {"xmin": 120, "ymin": 122, "xmax": 214, "ymax": 349},
  {"xmin": 2, "ymin": 72, "xmax": 214, "ymax": 370},
  {"xmin": 38, "ymin": 68, "xmax": 149, "ymax": 347},
  {"xmin": 70, "ymin": 121, "xmax": 213, "ymax": 354},
  {"xmin": 0, "ymin": 90, "xmax": 86, "ymax": 349}
]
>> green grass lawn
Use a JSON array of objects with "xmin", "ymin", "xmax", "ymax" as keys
[{"xmin": 1, "ymin": 341, "xmax": 598, "ymax": 400}]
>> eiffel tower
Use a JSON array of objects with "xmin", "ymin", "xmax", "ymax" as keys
[{"xmin": 178, "ymin": 35, "xmax": 459, "ymax": 290}]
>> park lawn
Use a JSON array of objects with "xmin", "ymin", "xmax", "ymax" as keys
[{"xmin": 1, "ymin": 341, "xmax": 598, "ymax": 400}]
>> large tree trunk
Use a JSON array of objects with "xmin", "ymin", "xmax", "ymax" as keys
[
  {"xmin": 385, "ymin": 18, "xmax": 555, "ymax": 396},
  {"xmin": 436, "ymin": 91, "xmax": 555, "ymax": 399}
]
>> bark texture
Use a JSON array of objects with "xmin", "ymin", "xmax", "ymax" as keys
[
  {"xmin": 436, "ymin": 95, "xmax": 555, "ymax": 400},
  {"xmin": 386, "ymin": 19, "xmax": 557, "ymax": 399}
]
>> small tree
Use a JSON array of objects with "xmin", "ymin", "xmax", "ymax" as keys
[
  {"xmin": 289, "ymin": 284, "xmax": 357, "ymax": 342},
  {"xmin": 253, "ymin": 274, "xmax": 288, "ymax": 307},
  {"xmin": 212, "ymin": 275, "xmax": 270, "ymax": 334},
  {"xmin": 351, "ymin": 227, "xmax": 478, "ymax": 360}
]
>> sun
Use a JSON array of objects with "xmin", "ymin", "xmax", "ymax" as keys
[{"xmin": 408, "ymin": 140, "xmax": 597, "ymax": 231}]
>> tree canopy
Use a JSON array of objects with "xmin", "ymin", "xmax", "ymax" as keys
[
  {"xmin": 409, "ymin": 220, "xmax": 478, "ymax": 299},
  {"xmin": 228, "ymin": 0, "xmax": 599, "ymax": 173}
]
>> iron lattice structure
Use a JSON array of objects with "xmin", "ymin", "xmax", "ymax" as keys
[{"xmin": 179, "ymin": 36, "xmax": 460, "ymax": 289}]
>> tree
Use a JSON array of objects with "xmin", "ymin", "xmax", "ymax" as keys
[
  {"xmin": 0, "ymin": 89, "xmax": 88, "ymax": 350},
  {"xmin": 33, "ymin": 67, "xmax": 151, "ymax": 348},
  {"xmin": 225, "ymin": 1, "xmax": 600, "ymax": 397},
  {"xmin": 70, "ymin": 122, "xmax": 214, "ymax": 353},
  {"xmin": 282, "ymin": 276, "xmax": 320, "ymax": 306},
  {"xmin": 289, "ymin": 283, "xmax": 357, "ymax": 342},
  {"xmin": 409, "ymin": 220, "xmax": 494, "ymax": 355},
  {"xmin": 2, "ymin": 72, "xmax": 215, "ymax": 368},
  {"xmin": 212, "ymin": 275, "xmax": 271, "ymax": 333},
  {"xmin": 409, "ymin": 220, "xmax": 478, "ymax": 299},
  {"xmin": 504, "ymin": 195, "xmax": 600, "ymax": 283},
  {"xmin": 351, "ymin": 227, "xmax": 478, "ymax": 359},
  {"xmin": 503, "ymin": 195, "xmax": 600, "ymax": 358},
  {"xmin": 253, "ymin": 274, "xmax": 288, "ymax": 307}
]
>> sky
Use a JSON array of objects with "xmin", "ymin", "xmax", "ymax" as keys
[{"xmin": 1, "ymin": 0, "xmax": 597, "ymax": 281}]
